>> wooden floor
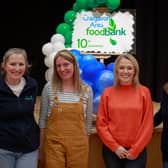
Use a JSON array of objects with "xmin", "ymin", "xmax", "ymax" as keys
[{"xmin": 35, "ymin": 97, "xmax": 162, "ymax": 168}]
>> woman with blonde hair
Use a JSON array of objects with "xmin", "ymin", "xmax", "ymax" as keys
[
  {"xmin": 96, "ymin": 54, "xmax": 153, "ymax": 168},
  {"xmin": 0, "ymin": 48, "xmax": 39, "ymax": 168},
  {"xmin": 39, "ymin": 49, "xmax": 93, "ymax": 168}
]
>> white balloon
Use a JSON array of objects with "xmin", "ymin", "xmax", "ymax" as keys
[
  {"xmin": 42, "ymin": 42, "xmax": 53, "ymax": 56},
  {"xmin": 44, "ymin": 52, "xmax": 57, "ymax": 68},
  {"xmin": 52, "ymin": 42, "xmax": 65, "ymax": 52},
  {"xmin": 50, "ymin": 34, "xmax": 65, "ymax": 44},
  {"xmin": 45, "ymin": 68, "xmax": 53, "ymax": 81}
]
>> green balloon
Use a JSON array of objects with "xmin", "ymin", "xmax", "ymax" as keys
[
  {"xmin": 56, "ymin": 23, "xmax": 71, "ymax": 36},
  {"xmin": 73, "ymin": 2, "xmax": 80, "ymax": 12},
  {"xmin": 64, "ymin": 30, "xmax": 72, "ymax": 44},
  {"xmin": 96, "ymin": 0, "xmax": 106, "ymax": 5},
  {"xmin": 88, "ymin": 0, "xmax": 99, "ymax": 8},
  {"xmin": 64, "ymin": 10, "xmax": 76, "ymax": 26},
  {"xmin": 106, "ymin": 0, "xmax": 120, "ymax": 11},
  {"xmin": 78, "ymin": 9, "xmax": 87, "ymax": 13},
  {"xmin": 65, "ymin": 44, "xmax": 72, "ymax": 48},
  {"xmin": 76, "ymin": 0, "xmax": 88, "ymax": 9}
]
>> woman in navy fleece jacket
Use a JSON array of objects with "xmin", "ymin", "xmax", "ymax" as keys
[{"xmin": 0, "ymin": 48, "xmax": 39, "ymax": 168}]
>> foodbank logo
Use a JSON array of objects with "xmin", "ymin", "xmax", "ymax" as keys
[{"xmin": 85, "ymin": 18, "xmax": 126, "ymax": 46}]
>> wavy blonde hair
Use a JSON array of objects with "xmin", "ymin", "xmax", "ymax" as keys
[{"xmin": 113, "ymin": 54, "xmax": 140, "ymax": 87}]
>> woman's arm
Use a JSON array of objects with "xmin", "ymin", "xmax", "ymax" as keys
[
  {"xmin": 38, "ymin": 128, "xmax": 46, "ymax": 168},
  {"xmin": 85, "ymin": 85, "xmax": 93, "ymax": 135}
]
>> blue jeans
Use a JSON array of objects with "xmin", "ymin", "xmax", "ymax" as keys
[
  {"xmin": 102, "ymin": 144, "xmax": 146, "ymax": 168},
  {"xmin": 163, "ymin": 161, "xmax": 168, "ymax": 168},
  {"xmin": 0, "ymin": 148, "xmax": 38, "ymax": 168}
]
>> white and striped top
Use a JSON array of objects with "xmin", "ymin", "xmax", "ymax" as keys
[{"xmin": 39, "ymin": 81, "xmax": 93, "ymax": 135}]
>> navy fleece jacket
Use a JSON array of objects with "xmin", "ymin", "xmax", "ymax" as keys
[{"xmin": 0, "ymin": 75, "xmax": 39, "ymax": 153}]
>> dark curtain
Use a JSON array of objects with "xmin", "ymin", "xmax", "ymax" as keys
[
  {"xmin": 0, "ymin": 0, "xmax": 167, "ymax": 101},
  {"xmin": 136, "ymin": 0, "xmax": 168, "ymax": 101},
  {"xmin": 0, "ymin": 1, "xmax": 72, "ymax": 95}
]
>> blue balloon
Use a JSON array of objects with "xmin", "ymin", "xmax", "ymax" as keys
[
  {"xmin": 82, "ymin": 62, "xmax": 105, "ymax": 82},
  {"xmin": 93, "ymin": 93, "xmax": 101, "ymax": 114},
  {"xmin": 70, "ymin": 49, "xmax": 80, "ymax": 55},
  {"xmin": 106, "ymin": 62, "xmax": 114, "ymax": 72},
  {"xmin": 82, "ymin": 79, "xmax": 93, "ymax": 87},
  {"xmin": 80, "ymin": 54, "xmax": 97, "ymax": 69},
  {"xmin": 79, "ymin": 68, "xmax": 83, "ymax": 76},
  {"xmin": 96, "ymin": 70, "xmax": 114, "ymax": 93},
  {"xmin": 70, "ymin": 49, "xmax": 82, "ymax": 66},
  {"xmin": 96, "ymin": 61, "xmax": 106, "ymax": 70},
  {"xmin": 82, "ymin": 79, "xmax": 95, "ymax": 94}
]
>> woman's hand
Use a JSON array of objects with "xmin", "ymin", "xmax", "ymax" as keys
[
  {"xmin": 115, "ymin": 146, "xmax": 129, "ymax": 159},
  {"xmin": 38, "ymin": 146, "xmax": 45, "ymax": 168},
  {"xmin": 126, "ymin": 152, "xmax": 135, "ymax": 160}
]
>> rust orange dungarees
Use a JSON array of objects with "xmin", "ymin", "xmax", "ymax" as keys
[{"xmin": 44, "ymin": 89, "xmax": 89, "ymax": 168}]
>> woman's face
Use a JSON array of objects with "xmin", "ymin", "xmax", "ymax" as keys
[
  {"xmin": 55, "ymin": 56, "xmax": 74, "ymax": 82},
  {"xmin": 4, "ymin": 54, "xmax": 26, "ymax": 84},
  {"xmin": 117, "ymin": 58, "xmax": 135, "ymax": 85}
]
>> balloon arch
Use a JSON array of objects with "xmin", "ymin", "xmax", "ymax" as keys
[{"xmin": 42, "ymin": 0, "xmax": 120, "ymax": 113}]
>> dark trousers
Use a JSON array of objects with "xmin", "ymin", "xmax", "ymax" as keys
[{"xmin": 102, "ymin": 144, "xmax": 147, "ymax": 168}]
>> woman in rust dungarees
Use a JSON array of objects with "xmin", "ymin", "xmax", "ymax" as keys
[{"xmin": 39, "ymin": 49, "xmax": 93, "ymax": 168}]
